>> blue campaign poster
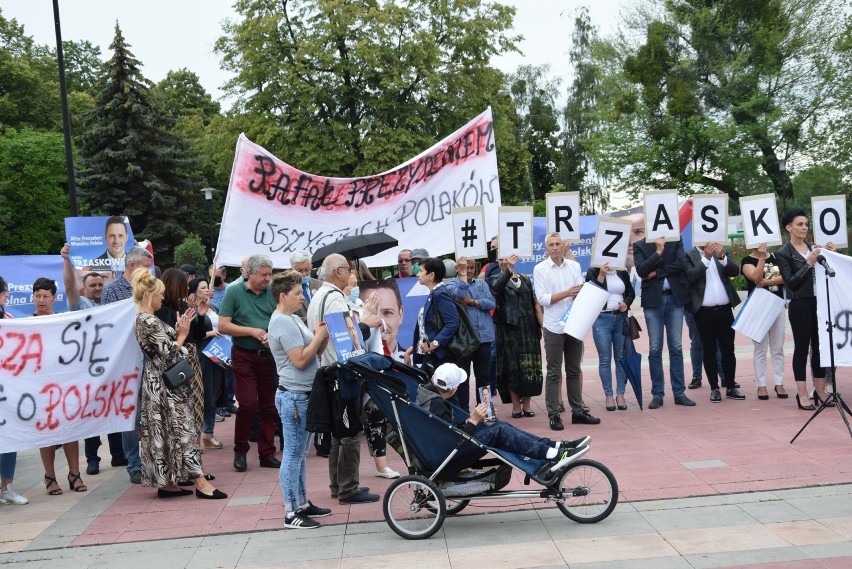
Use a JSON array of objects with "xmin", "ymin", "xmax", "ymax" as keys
[
  {"xmin": 202, "ymin": 336, "xmax": 233, "ymax": 369},
  {"xmin": 65, "ymin": 216, "xmax": 136, "ymax": 273},
  {"xmin": 326, "ymin": 312, "xmax": 367, "ymax": 363},
  {"xmin": 0, "ymin": 255, "xmax": 67, "ymax": 318}
]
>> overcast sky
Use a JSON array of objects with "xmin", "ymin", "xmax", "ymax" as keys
[{"xmin": 5, "ymin": 0, "xmax": 627, "ymax": 106}]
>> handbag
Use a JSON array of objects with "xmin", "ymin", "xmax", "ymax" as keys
[
  {"xmin": 429, "ymin": 298, "xmax": 481, "ymax": 358},
  {"xmin": 628, "ymin": 313, "xmax": 642, "ymax": 340},
  {"xmin": 162, "ymin": 359, "xmax": 195, "ymax": 390}
]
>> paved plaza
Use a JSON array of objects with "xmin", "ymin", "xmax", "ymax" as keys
[{"xmin": 2, "ymin": 308, "xmax": 851, "ymax": 568}]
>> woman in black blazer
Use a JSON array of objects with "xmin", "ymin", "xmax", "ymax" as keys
[
  {"xmin": 775, "ymin": 208, "xmax": 837, "ymax": 410},
  {"xmin": 585, "ymin": 263, "xmax": 635, "ymax": 411}
]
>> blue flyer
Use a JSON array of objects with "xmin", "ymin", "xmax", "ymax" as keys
[
  {"xmin": 325, "ymin": 312, "xmax": 367, "ymax": 364},
  {"xmin": 64, "ymin": 216, "xmax": 136, "ymax": 273},
  {"xmin": 202, "ymin": 336, "xmax": 233, "ymax": 369}
]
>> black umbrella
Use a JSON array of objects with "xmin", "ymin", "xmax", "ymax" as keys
[
  {"xmin": 621, "ymin": 334, "xmax": 643, "ymax": 410},
  {"xmin": 311, "ymin": 232, "xmax": 399, "ymax": 267}
]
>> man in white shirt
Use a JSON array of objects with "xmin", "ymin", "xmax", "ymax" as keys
[
  {"xmin": 533, "ymin": 233, "xmax": 601, "ymax": 430},
  {"xmin": 684, "ymin": 242, "xmax": 743, "ymax": 403}
]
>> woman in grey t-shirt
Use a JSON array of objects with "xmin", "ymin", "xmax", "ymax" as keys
[{"xmin": 268, "ymin": 271, "xmax": 331, "ymax": 529}]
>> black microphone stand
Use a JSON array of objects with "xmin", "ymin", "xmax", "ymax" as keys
[{"xmin": 791, "ymin": 266, "xmax": 852, "ymax": 442}]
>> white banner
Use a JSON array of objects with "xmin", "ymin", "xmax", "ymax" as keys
[
  {"xmin": 216, "ymin": 109, "xmax": 501, "ymax": 268},
  {"xmin": 731, "ymin": 287, "xmax": 786, "ymax": 343},
  {"xmin": 0, "ymin": 301, "xmax": 143, "ymax": 453},
  {"xmin": 562, "ymin": 282, "xmax": 611, "ymax": 341},
  {"xmin": 817, "ymin": 250, "xmax": 852, "ymax": 367}
]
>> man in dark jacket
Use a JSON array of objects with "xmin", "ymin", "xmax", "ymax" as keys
[
  {"xmin": 416, "ymin": 364, "xmax": 590, "ymax": 483},
  {"xmin": 685, "ymin": 242, "xmax": 743, "ymax": 403},
  {"xmin": 633, "ymin": 236, "xmax": 695, "ymax": 409}
]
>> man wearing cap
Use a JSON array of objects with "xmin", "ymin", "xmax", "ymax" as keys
[
  {"xmin": 410, "ymin": 248, "xmax": 429, "ymax": 276},
  {"xmin": 179, "ymin": 264, "xmax": 197, "ymax": 284},
  {"xmin": 416, "ymin": 364, "xmax": 590, "ymax": 483}
]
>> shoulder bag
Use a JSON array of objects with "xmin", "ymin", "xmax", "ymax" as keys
[{"xmin": 429, "ymin": 295, "xmax": 481, "ymax": 358}]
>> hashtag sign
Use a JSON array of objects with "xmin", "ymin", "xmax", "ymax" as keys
[{"xmin": 462, "ymin": 219, "xmax": 477, "ymax": 248}]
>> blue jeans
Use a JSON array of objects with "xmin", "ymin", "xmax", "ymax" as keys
[
  {"xmin": 684, "ymin": 311, "xmax": 725, "ymax": 381},
  {"xmin": 591, "ymin": 312, "xmax": 626, "ymax": 397},
  {"xmin": 473, "ymin": 421, "xmax": 554, "ymax": 460},
  {"xmin": 643, "ymin": 296, "xmax": 686, "ymax": 399},
  {"xmin": 275, "ymin": 390, "xmax": 311, "ymax": 513},
  {"xmin": 122, "ymin": 387, "xmax": 143, "ymax": 474},
  {"xmin": 0, "ymin": 452, "xmax": 16, "ymax": 481}
]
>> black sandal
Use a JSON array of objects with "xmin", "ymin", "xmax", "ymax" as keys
[
  {"xmin": 67, "ymin": 472, "xmax": 88, "ymax": 492},
  {"xmin": 44, "ymin": 475, "xmax": 63, "ymax": 495},
  {"xmin": 511, "ymin": 410, "xmax": 522, "ymax": 418},
  {"xmin": 522, "ymin": 410, "xmax": 535, "ymax": 417}
]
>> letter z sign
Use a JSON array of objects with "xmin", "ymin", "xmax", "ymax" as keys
[{"xmin": 591, "ymin": 217, "xmax": 633, "ymax": 270}]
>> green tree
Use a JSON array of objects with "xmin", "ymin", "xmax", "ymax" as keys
[
  {"xmin": 591, "ymin": 0, "xmax": 852, "ymax": 202},
  {"xmin": 215, "ymin": 0, "xmax": 525, "ymax": 196},
  {"xmin": 559, "ymin": 7, "xmax": 609, "ymax": 213},
  {"xmin": 173, "ymin": 233, "xmax": 210, "ymax": 269},
  {"xmin": 0, "ymin": 129, "xmax": 68, "ymax": 255},
  {"xmin": 508, "ymin": 64, "xmax": 559, "ymax": 203},
  {"xmin": 78, "ymin": 24, "xmax": 199, "ymax": 267}
]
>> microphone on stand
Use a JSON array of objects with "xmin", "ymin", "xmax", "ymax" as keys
[{"xmin": 816, "ymin": 254, "xmax": 836, "ymax": 277}]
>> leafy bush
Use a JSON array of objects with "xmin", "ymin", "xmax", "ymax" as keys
[{"xmin": 173, "ymin": 233, "xmax": 209, "ymax": 271}]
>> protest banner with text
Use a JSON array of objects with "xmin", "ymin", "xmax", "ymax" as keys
[
  {"xmin": 0, "ymin": 300, "xmax": 143, "ymax": 454},
  {"xmin": 817, "ymin": 250, "xmax": 852, "ymax": 367},
  {"xmin": 217, "ymin": 109, "xmax": 501, "ymax": 268}
]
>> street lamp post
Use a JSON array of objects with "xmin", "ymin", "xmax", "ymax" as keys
[
  {"xmin": 587, "ymin": 183, "xmax": 599, "ymax": 214},
  {"xmin": 200, "ymin": 187, "xmax": 216, "ymax": 261}
]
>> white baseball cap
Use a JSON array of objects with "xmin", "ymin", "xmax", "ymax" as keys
[{"xmin": 432, "ymin": 363, "xmax": 468, "ymax": 391}]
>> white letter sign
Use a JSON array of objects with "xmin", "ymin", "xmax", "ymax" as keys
[
  {"xmin": 692, "ymin": 195, "xmax": 728, "ymax": 246},
  {"xmin": 811, "ymin": 196, "xmax": 848, "ymax": 248},
  {"xmin": 644, "ymin": 190, "xmax": 681, "ymax": 242},
  {"xmin": 740, "ymin": 194, "xmax": 781, "ymax": 248},
  {"xmin": 498, "ymin": 207, "xmax": 534, "ymax": 258},
  {"xmin": 452, "ymin": 207, "xmax": 488, "ymax": 259},
  {"xmin": 546, "ymin": 192, "xmax": 581, "ymax": 243},
  {"xmin": 591, "ymin": 217, "xmax": 633, "ymax": 270}
]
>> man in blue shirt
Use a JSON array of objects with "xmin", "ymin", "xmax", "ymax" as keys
[{"xmin": 445, "ymin": 256, "xmax": 496, "ymax": 412}]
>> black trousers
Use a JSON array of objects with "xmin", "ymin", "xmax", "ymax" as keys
[
  {"xmin": 788, "ymin": 297, "xmax": 827, "ymax": 381},
  {"xmin": 694, "ymin": 306, "xmax": 736, "ymax": 391}
]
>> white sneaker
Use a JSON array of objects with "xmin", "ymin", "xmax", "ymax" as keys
[
  {"xmin": 0, "ymin": 486, "xmax": 29, "ymax": 505},
  {"xmin": 375, "ymin": 467, "xmax": 400, "ymax": 479}
]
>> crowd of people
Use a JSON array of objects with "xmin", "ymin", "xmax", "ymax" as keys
[{"xmin": 0, "ymin": 206, "xmax": 843, "ymax": 531}]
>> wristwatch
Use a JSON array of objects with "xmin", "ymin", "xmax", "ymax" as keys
[{"xmin": 431, "ymin": 340, "xmax": 439, "ymax": 349}]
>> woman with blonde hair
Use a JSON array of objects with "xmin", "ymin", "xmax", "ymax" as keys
[{"xmin": 132, "ymin": 268, "xmax": 226, "ymax": 499}]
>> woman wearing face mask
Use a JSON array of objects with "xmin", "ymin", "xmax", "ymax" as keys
[{"xmin": 343, "ymin": 266, "xmax": 400, "ymax": 479}]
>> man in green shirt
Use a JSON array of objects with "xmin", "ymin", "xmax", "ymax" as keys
[{"xmin": 218, "ymin": 254, "xmax": 281, "ymax": 473}]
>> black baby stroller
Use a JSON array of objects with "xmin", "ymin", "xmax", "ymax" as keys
[{"xmin": 344, "ymin": 353, "xmax": 618, "ymax": 540}]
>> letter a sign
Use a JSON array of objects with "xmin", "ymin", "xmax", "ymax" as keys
[
  {"xmin": 811, "ymin": 196, "xmax": 848, "ymax": 248},
  {"xmin": 740, "ymin": 194, "xmax": 781, "ymax": 248},
  {"xmin": 644, "ymin": 190, "xmax": 680, "ymax": 242}
]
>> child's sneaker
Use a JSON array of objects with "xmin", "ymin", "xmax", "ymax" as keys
[{"xmin": 550, "ymin": 444, "xmax": 590, "ymax": 472}]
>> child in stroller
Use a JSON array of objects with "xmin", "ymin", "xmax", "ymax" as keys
[{"xmin": 417, "ymin": 363, "xmax": 590, "ymax": 483}]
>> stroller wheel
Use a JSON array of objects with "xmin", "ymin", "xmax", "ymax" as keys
[
  {"xmin": 426, "ymin": 498, "xmax": 469, "ymax": 516},
  {"xmin": 555, "ymin": 459, "xmax": 618, "ymax": 523},
  {"xmin": 383, "ymin": 475, "xmax": 446, "ymax": 539}
]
